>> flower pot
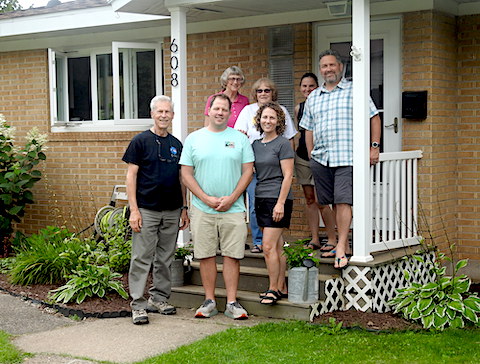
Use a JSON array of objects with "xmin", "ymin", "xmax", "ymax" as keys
[
  {"xmin": 287, "ymin": 266, "xmax": 319, "ymax": 304},
  {"xmin": 170, "ymin": 258, "xmax": 191, "ymax": 287}
]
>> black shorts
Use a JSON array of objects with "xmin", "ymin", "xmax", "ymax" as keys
[{"xmin": 255, "ymin": 198, "xmax": 293, "ymax": 229}]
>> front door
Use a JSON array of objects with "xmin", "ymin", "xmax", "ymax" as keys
[{"xmin": 314, "ymin": 18, "xmax": 402, "ymax": 152}]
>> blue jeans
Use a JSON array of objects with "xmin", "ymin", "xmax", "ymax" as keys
[{"xmin": 247, "ymin": 173, "xmax": 263, "ymax": 247}]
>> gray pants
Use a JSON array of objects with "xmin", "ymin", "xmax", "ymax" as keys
[{"xmin": 129, "ymin": 207, "xmax": 181, "ymax": 310}]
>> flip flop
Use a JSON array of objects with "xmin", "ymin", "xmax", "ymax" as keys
[
  {"xmin": 334, "ymin": 255, "xmax": 349, "ymax": 269},
  {"xmin": 250, "ymin": 245, "xmax": 263, "ymax": 253},
  {"xmin": 320, "ymin": 243, "xmax": 336, "ymax": 252},
  {"xmin": 321, "ymin": 249, "xmax": 336, "ymax": 258}
]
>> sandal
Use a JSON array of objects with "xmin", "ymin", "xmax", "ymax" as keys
[
  {"xmin": 259, "ymin": 290, "xmax": 280, "ymax": 299},
  {"xmin": 260, "ymin": 290, "xmax": 278, "ymax": 305},
  {"xmin": 320, "ymin": 243, "xmax": 336, "ymax": 252},
  {"xmin": 306, "ymin": 243, "xmax": 321, "ymax": 250},
  {"xmin": 277, "ymin": 290, "xmax": 288, "ymax": 299},
  {"xmin": 321, "ymin": 249, "xmax": 336, "ymax": 258},
  {"xmin": 250, "ymin": 245, "xmax": 263, "ymax": 253},
  {"xmin": 334, "ymin": 255, "xmax": 349, "ymax": 269}
]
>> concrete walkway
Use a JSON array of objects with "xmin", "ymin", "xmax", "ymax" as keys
[{"xmin": 0, "ymin": 291, "xmax": 275, "ymax": 363}]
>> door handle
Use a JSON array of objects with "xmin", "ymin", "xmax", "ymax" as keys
[{"xmin": 385, "ymin": 117, "xmax": 398, "ymax": 133}]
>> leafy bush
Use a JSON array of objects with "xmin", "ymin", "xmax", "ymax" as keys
[
  {"xmin": 0, "ymin": 114, "xmax": 47, "ymax": 254},
  {"xmin": 389, "ymin": 253, "xmax": 480, "ymax": 330},
  {"xmin": 175, "ymin": 244, "xmax": 193, "ymax": 260},
  {"xmin": 8, "ymin": 227, "xmax": 84, "ymax": 285},
  {"xmin": 49, "ymin": 265, "xmax": 128, "ymax": 304},
  {"xmin": 283, "ymin": 239, "xmax": 319, "ymax": 268},
  {"xmin": 100, "ymin": 208, "xmax": 131, "ymax": 273}
]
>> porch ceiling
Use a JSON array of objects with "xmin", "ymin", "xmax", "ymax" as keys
[{"xmin": 112, "ymin": 0, "xmax": 480, "ymax": 20}]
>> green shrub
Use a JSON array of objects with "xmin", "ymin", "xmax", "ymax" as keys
[
  {"xmin": 0, "ymin": 114, "xmax": 47, "ymax": 253},
  {"xmin": 49, "ymin": 265, "xmax": 128, "ymax": 304},
  {"xmin": 100, "ymin": 208, "xmax": 131, "ymax": 273},
  {"xmin": 389, "ymin": 253, "xmax": 480, "ymax": 330},
  {"xmin": 9, "ymin": 227, "xmax": 84, "ymax": 285}
]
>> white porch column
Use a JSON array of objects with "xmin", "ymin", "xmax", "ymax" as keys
[
  {"xmin": 169, "ymin": 6, "xmax": 190, "ymax": 244},
  {"xmin": 350, "ymin": 0, "xmax": 373, "ymax": 263}
]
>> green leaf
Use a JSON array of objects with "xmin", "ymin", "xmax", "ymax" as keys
[
  {"xmin": 38, "ymin": 152, "xmax": 47, "ymax": 160},
  {"xmin": 453, "ymin": 279, "xmax": 471, "ymax": 294},
  {"xmin": 403, "ymin": 270, "xmax": 411, "ymax": 280},
  {"xmin": 433, "ymin": 312, "xmax": 449, "ymax": 330},
  {"xmin": 435, "ymin": 291, "xmax": 445, "ymax": 301},
  {"xmin": 455, "ymin": 259, "xmax": 468, "ymax": 272},
  {"xmin": 410, "ymin": 307, "xmax": 421, "ymax": 320},
  {"xmin": 435, "ymin": 305, "xmax": 446, "ymax": 317},
  {"xmin": 448, "ymin": 293, "xmax": 462, "ymax": 302},
  {"xmin": 462, "ymin": 306, "xmax": 479, "ymax": 324},
  {"xmin": 31, "ymin": 170, "xmax": 42, "ymax": 177},
  {"xmin": 8, "ymin": 205, "xmax": 23, "ymax": 215},
  {"xmin": 417, "ymin": 298, "xmax": 433, "ymax": 312},
  {"xmin": 412, "ymin": 255, "xmax": 425, "ymax": 263},
  {"xmin": 464, "ymin": 297, "xmax": 480, "ymax": 311},
  {"xmin": 445, "ymin": 307, "xmax": 456, "ymax": 320},
  {"xmin": 421, "ymin": 282, "xmax": 438, "ymax": 291},
  {"xmin": 421, "ymin": 313, "xmax": 435, "ymax": 329},
  {"xmin": 450, "ymin": 316, "xmax": 465, "ymax": 329},
  {"xmin": 447, "ymin": 300, "xmax": 464, "ymax": 313},
  {"xmin": 422, "ymin": 303, "xmax": 435, "ymax": 316}
]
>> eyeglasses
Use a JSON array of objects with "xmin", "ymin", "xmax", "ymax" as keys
[
  {"xmin": 256, "ymin": 89, "xmax": 272, "ymax": 94},
  {"xmin": 228, "ymin": 76, "xmax": 243, "ymax": 83},
  {"xmin": 156, "ymin": 139, "xmax": 177, "ymax": 163}
]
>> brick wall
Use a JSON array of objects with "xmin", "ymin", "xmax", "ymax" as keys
[
  {"xmin": 403, "ymin": 11, "xmax": 458, "ymax": 250},
  {"xmin": 457, "ymin": 14, "xmax": 480, "ymax": 263},
  {"xmin": 0, "ymin": 50, "xmax": 135, "ymax": 235},
  {"xmin": 2, "ymin": 25, "xmax": 315, "ymax": 241}
]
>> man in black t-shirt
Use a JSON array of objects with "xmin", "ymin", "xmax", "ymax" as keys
[{"xmin": 122, "ymin": 95, "xmax": 189, "ymax": 325}]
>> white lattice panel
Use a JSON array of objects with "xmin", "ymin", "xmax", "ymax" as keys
[{"xmin": 343, "ymin": 265, "xmax": 372, "ymax": 312}]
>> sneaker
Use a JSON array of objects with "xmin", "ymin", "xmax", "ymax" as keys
[
  {"xmin": 194, "ymin": 299, "xmax": 218, "ymax": 318},
  {"xmin": 132, "ymin": 309, "xmax": 149, "ymax": 325},
  {"xmin": 224, "ymin": 301, "xmax": 248, "ymax": 320},
  {"xmin": 147, "ymin": 297, "xmax": 176, "ymax": 315}
]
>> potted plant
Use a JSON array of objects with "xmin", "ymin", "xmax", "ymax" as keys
[
  {"xmin": 170, "ymin": 244, "xmax": 193, "ymax": 287},
  {"xmin": 283, "ymin": 239, "xmax": 320, "ymax": 304}
]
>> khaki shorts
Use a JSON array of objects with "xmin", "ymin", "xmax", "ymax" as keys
[
  {"xmin": 190, "ymin": 205, "xmax": 247, "ymax": 260},
  {"xmin": 294, "ymin": 154, "xmax": 314, "ymax": 186}
]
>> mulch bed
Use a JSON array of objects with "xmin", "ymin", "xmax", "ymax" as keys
[{"xmin": 1, "ymin": 273, "xmax": 478, "ymax": 330}]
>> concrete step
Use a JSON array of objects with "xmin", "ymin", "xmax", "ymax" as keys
[
  {"xmin": 170, "ymin": 285, "xmax": 315, "ymax": 321},
  {"xmin": 187, "ymin": 261, "xmax": 337, "ymax": 300}
]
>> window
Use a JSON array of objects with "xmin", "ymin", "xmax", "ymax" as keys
[{"xmin": 48, "ymin": 42, "xmax": 163, "ymax": 132}]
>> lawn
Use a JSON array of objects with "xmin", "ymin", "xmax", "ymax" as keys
[
  {"xmin": 0, "ymin": 331, "xmax": 25, "ymax": 364},
  {"xmin": 136, "ymin": 321, "xmax": 480, "ymax": 364}
]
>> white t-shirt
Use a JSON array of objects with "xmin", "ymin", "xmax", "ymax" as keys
[{"xmin": 234, "ymin": 103, "xmax": 297, "ymax": 144}]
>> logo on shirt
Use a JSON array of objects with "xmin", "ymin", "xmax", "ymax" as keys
[
  {"xmin": 170, "ymin": 146, "xmax": 178, "ymax": 155},
  {"xmin": 225, "ymin": 141, "xmax": 235, "ymax": 148}
]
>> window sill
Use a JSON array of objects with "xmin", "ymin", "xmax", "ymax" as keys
[{"xmin": 51, "ymin": 121, "xmax": 153, "ymax": 133}]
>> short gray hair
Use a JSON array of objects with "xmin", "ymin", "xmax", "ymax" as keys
[
  {"xmin": 318, "ymin": 49, "xmax": 343, "ymax": 64},
  {"xmin": 150, "ymin": 95, "xmax": 174, "ymax": 112},
  {"xmin": 220, "ymin": 66, "xmax": 245, "ymax": 89}
]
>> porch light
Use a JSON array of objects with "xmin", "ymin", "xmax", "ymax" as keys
[{"xmin": 326, "ymin": 1, "xmax": 351, "ymax": 17}]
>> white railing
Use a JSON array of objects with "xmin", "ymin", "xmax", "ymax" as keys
[{"xmin": 368, "ymin": 150, "xmax": 423, "ymax": 253}]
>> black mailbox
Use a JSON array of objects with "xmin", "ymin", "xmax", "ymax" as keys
[{"xmin": 402, "ymin": 91, "xmax": 427, "ymax": 120}]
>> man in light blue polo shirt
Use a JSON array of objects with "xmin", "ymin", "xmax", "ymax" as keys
[
  {"xmin": 180, "ymin": 94, "xmax": 254, "ymax": 320},
  {"xmin": 300, "ymin": 49, "xmax": 381, "ymax": 269}
]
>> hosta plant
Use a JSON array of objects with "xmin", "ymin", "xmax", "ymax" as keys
[
  {"xmin": 389, "ymin": 254, "xmax": 480, "ymax": 330},
  {"xmin": 49, "ymin": 264, "xmax": 128, "ymax": 304}
]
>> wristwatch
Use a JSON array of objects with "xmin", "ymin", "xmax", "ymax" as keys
[
  {"xmin": 181, "ymin": 205, "xmax": 189, "ymax": 210},
  {"xmin": 371, "ymin": 142, "xmax": 380, "ymax": 149}
]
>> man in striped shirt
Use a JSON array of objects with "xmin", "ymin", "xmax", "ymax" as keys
[{"xmin": 300, "ymin": 49, "xmax": 381, "ymax": 269}]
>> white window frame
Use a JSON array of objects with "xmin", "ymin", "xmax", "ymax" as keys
[{"xmin": 48, "ymin": 42, "xmax": 163, "ymax": 133}]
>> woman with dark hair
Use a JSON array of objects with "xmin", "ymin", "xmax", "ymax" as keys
[
  {"xmin": 295, "ymin": 73, "xmax": 336, "ymax": 255},
  {"xmin": 235, "ymin": 78, "xmax": 297, "ymax": 253},
  {"xmin": 252, "ymin": 102, "xmax": 294, "ymax": 305},
  {"xmin": 204, "ymin": 66, "xmax": 248, "ymax": 127}
]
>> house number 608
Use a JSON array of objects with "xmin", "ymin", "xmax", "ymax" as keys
[{"xmin": 170, "ymin": 39, "xmax": 179, "ymax": 87}]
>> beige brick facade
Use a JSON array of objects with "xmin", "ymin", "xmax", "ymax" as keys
[{"xmin": 1, "ymin": 12, "xmax": 479, "ymax": 275}]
